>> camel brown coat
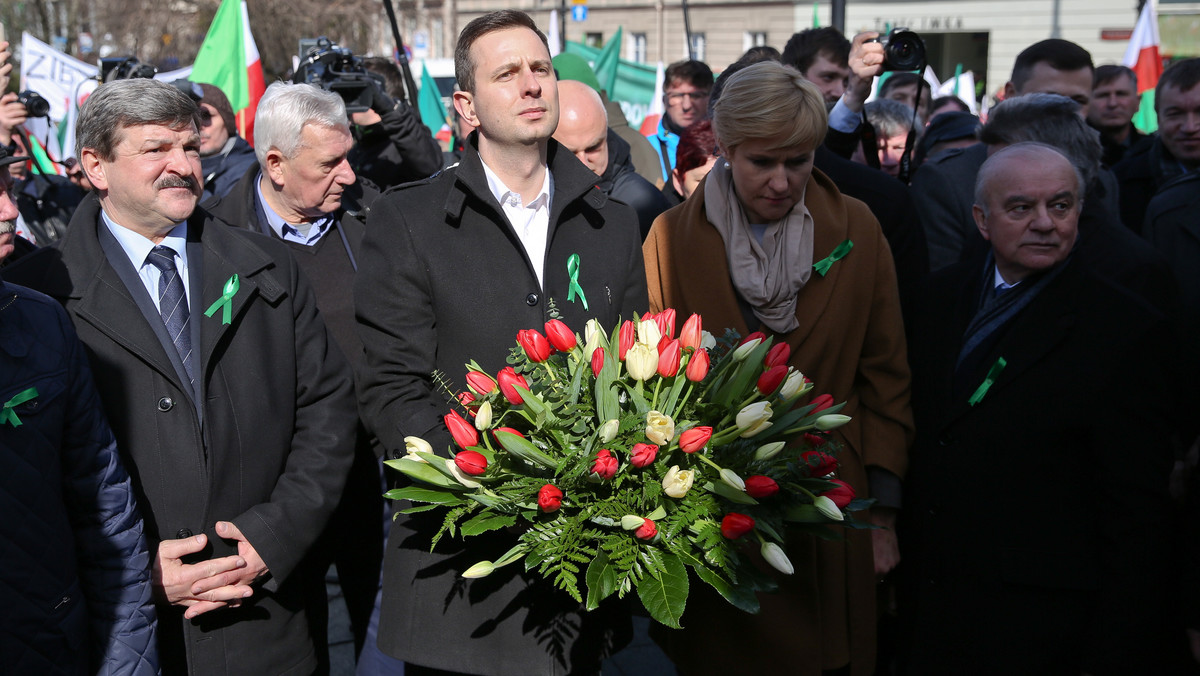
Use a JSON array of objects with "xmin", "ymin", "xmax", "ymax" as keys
[{"xmin": 643, "ymin": 169, "xmax": 913, "ymax": 675}]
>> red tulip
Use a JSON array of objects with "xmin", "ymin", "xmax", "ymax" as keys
[
  {"xmin": 739, "ymin": 331, "xmax": 767, "ymax": 346},
  {"xmin": 678, "ymin": 313, "xmax": 702, "ymax": 351},
  {"xmin": 657, "ymin": 339, "xmax": 682, "ymax": 377},
  {"xmin": 445, "ymin": 411, "xmax": 479, "ymax": 449},
  {"xmin": 591, "ymin": 348, "xmax": 605, "ymax": 377},
  {"xmin": 764, "ymin": 343, "xmax": 791, "ymax": 368},
  {"xmin": 823, "ymin": 479, "xmax": 855, "ymax": 508},
  {"xmin": 635, "ymin": 518, "xmax": 658, "ymax": 540},
  {"xmin": 630, "ymin": 443, "xmax": 658, "ymax": 468},
  {"xmin": 810, "ymin": 393, "xmax": 834, "ymax": 414},
  {"xmin": 592, "ymin": 449, "xmax": 618, "ymax": 479},
  {"xmin": 493, "ymin": 426, "xmax": 525, "ymax": 441},
  {"xmin": 756, "ymin": 365, "xmax": 789, "ymax": 396},
  {"xmin": 496, "ymin": 367, "xmax": 528, "ymax": 405},
  {"xmin": 517, "ymin": 329, "xmax": 551, "ymax": 362},
  {"xmin": 538, "ymin": 484, "xmax": 564, "ymax": 512},
  {"xmin": 800, "ymin": 450, "xmax": 838, "ymax": 478},
  {"xmin": 457, "ymin": 391, "xmax": 477, "ymax": 408},
  {"xmin": 685, "ymin": 348, "xmax": 710, "ymax": 382},
  {"xmin": 454, "ymin": 450, "xmax": 488, "ymax": 476},
  {"xmin": 744, "ymin": 475, "xmax": 780, "ymax": 498},
  {"xmin": 721, "ymin": 513, "xmax": 755, "ymax": 540},
  {"xmin": 654, "ymin": 309, "xmax": 676, "ymax": 338},
  {"xmin": 619, "ymin": 320, "xmax": 636, "ymax": 360},
  {"xmin": 544, "ymin": 319, "xmax": 577, "ymax": 352},
  {"xmin": 803, "ymin": 432, "xmax": 827, "ymax": 448},
  {"xmin": 465, "ymin": 371, "xmax": 496, "ymax": 396},
  {"xmin": 679, "ymin": 426, "xmax": 712, "ymax": 453}
]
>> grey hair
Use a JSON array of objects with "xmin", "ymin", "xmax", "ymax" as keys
[
  {"xmin": 253, "ymin": 82, "xmax": 349, "ymax": 166},
  {"xmin": 76, "ymin": 78, "xmax": 200, "ymax": 160},
  {"xmin": 978, "ymin": 93, "xmax": 1102, "ymax": 187},
  {"xmin": 864, "ymin": 98, "xmax": 923, "ymax": 140},
  {"xmin": 973, "ymin": 141, "xmax": 1085, "ymax": 216}
]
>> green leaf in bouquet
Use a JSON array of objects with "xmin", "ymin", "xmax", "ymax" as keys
[
  {"xmin": 712, "ymin": 340, "xmax": 772, "ymax": 407},
  {"xmin": 585, "ymin": 549, "xmax": 619, "ymax": 610},
  {"xmin": 845, "ymin": 497, "xmax": 876, "ymax": 513},
  {"xmin": 635, "ymin": 549, "xmax": 688, "ymax": 629},
  {"xmin": 385, "ymin": 485, "xmax": 467, "ymax": 505},
  {"xmin": 465, "ymin": 492, "xmax": 505, "ymax": 509},
  {"xmin": 514, "ymin": 385, "xmax": 554, "ymax": 424},
  {"xmin": 399, "ymin": 502, "xmax": 443, "ymax": 514},
  {"xmin": 777, "ymin": 401, "xmax": 848, "ymax": 436},
  {"xmin": 686, "ymin": 517, "xmax": 724, "ymax": 551},
  {"xmin": 460, "ymin": 512, "xmax": 517, "ymax": 536},
  {"xmin": 754, "ymin": 517, "xmax": 784, "ymax": 543},
  {"xmin": 704, "ymin": 480, "xmax": 759, "ymax": 505},
  {"xmin": 782, "ymin": 503, "xmax": 828, "ymax": 523},
  {"xmin": 390, "ymin": 456, "xmax": 464, "ymax": 489},
  {"xmin": 658, "ymin": 373, "xmax": 690, "ymax": 419},
  {"xmin": 494, "ymin": 430, "xmax": 557, "ymax": 469},
  {"xmin": 675, "ymin": 548, "xmax": 759, "ymax": 615},
  {"xmin": 568, "ymin": 356, "xmax": 588, "ymax": 405}
]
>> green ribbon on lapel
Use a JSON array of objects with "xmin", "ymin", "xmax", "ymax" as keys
[
  {"xmin": 813, "ymin": 239, "xmax": 854, "ymax": 277},
  {"xmin": 204, "ymin": 274, "xmax": 240, "ymax": 326},
  {"xmin": 968, "ymin": 357, "xmax": 1007, "ymax": 407},
  {"xmin": 566, "ymin": 254, "xmax": 589, "ymax": 311},
  {"xmin": 1, "ymin": 387, "xmax": 39, "ymax": 427}
]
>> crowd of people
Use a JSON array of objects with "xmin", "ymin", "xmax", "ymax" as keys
[{"xmin": 3, "ymin": 9, "xmax": 1200, "ymax": 676}]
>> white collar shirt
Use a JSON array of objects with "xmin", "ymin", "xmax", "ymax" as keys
[
  {"xmin": 101, "ymin": 210, "xmax": 191, "ymax": 312},
  {"xmin": 480, "ymin": 160, "xmax": 553, "ymax": 288}
]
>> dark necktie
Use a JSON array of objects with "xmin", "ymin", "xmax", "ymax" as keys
[{"xmin": 145, "ymin": 245, "xmax": 195, "ymax": 385}]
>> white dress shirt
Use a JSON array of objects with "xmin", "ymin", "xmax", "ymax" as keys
[
  {"xmin": 480, "ymin": 160, "xmax": 553, "ymax": 288},
  {"xmin": 101, "ymin": 211, "xmax": 191, "ymax": 312}
]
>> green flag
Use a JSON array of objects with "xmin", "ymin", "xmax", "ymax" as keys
[
  {"xmin": 813, "ymin": 2, "xmax": 819, "ymax": 28},
  {"xmin": 419, "ymin": 64, "xmax": 448, "ymax": 137},
  {"xmin": 594, "ymin": 27, "xmax": 624, "ymax": 96},
  {"xmin": 190, "ymin": 0, "xmax": 249, "ymax": 110}
]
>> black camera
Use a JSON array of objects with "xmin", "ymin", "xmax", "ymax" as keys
[
  {"xmin": 877, "ymin": 29, "xmax": 926, "ymax": 72},
  {"xmin": 294, "ymin": 38, "xmax": 385, "ymax": 115},
  {"xmin": 99, "ymin": 57, "xmax": 158, "ymax": 82},
  {"xmin": 17, "ymin": 90, "xmax": 50, "ymax": 118}
]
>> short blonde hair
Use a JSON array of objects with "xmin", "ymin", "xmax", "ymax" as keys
[{"xmin": 711, "ymin": 61, "xmax": 827, "ymax": 153}]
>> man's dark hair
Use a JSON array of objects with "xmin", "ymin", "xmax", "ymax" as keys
[
  {"xmin": 781, "ymin": 27, "xmax": 850, "ymax": 74},
  {"xmin": 1010, "ymin": 39, "xmax": 1094, "ymax": 90},
  {"xmin": 1156, "ymin": 58, "xmax": 1200, "ymax": 110},
  {"xmin": 362, "ymin": 56, "xmax": 407, "ymax": 99},
  {"xmin": 711, "ymin": 46, "xmax": 782, "ymax": 106},
  {"xmin": 1094, "ymin": 64, "xmax": 1137, "ymax": 90},
  {"xmin": 880, "ymin": 72, "xmax": 929, "ymax": 99},
  {"xmin": 664, "ymin": 60, "xmax": 714, "ymax": 91},
  {"xmin": 930, "ymin": 95, "xmax": 971, "ymax": 114},
  {"xmin": 978, "ymin": 93, "xmax": 1101, "ymax": 186},
  {"xmin": 455, "ymin": 10, "xmax": 548, "ymax": 93}
]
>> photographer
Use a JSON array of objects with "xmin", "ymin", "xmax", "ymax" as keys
[
  {"xmin": 346, "ymin": 55, "xmax": 442, "ymax": 189},
  {"xmin": 0, "ymin": 88, "xmax": 84, "ymax": 244}
]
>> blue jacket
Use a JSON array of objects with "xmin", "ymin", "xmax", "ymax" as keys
[
  {"xmin": 647, "ymin": 117, "xmax": 680, "ymax": 183},
  {"xmin": 0, "ymin": 279, "xmax": 158, "ymax": 676}
]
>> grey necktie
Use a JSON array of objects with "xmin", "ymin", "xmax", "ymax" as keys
[{"xmin": 145, "ymin": 245, "xmax": 195, "ymax": 385}]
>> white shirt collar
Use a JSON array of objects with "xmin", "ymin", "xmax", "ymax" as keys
[
  {"xmin": 480, "ymin": 160, "xmax": 551, "ymax": 211},
  {"xmin": 101, "ymin": 210, "xmax": 189, "ymax": 268},
  {"xmin": 992, "ymin": 265, "xmax": 1021, "ymax": 291}
]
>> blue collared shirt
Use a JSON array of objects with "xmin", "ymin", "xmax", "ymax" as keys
[
  {"xmin": 254, "ymin": 174, "xmax": 333, "ymax": 246},
  {"xmin": 101, "ymin": 211, "xmax": 191, "ymax": 312}
]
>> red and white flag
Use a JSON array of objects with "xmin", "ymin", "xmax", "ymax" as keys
[{"xmin": 1122, "ymin": 0, "xmax": 1163, "ymax": 133}]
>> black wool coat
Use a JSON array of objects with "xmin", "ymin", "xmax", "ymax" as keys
[
  {"xmin": 354, "ymin": 136, "xmax": 648, "ymax": 675},
  {"xmin": 4, "ymin": 193, "xmax": 357, "ymax": 676}
]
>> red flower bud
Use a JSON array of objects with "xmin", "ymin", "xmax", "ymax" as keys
[
  {"xmin": 686, "ymin": 348, "xmax": 710, "ymax": 382},
  {"xmin": 756, "ymin": 365, "xmax": 789, "ymax": 396},
  {"xmin": 810, "ymin": 393, "xmax": 834, "ymax": 414},
  {"xmin": 457, "ymin": 391, "xmax": 477, "ymax": 409},
  {"xmin": 800, "ymin": 450, "xmax": 839, "ymax": 478},
  {"xmin": 465, "ymin": 371, "xmax": 497, "ymax": 396},
  {"xmin": 630, "ymin": 443, "xmax": 659, "ymax": 467},
  {"xmin": 496, "ymin": 367, "xmax": 528, "ymax": 405},
  {"xmin": 823, "ymin": 479, "xmax": 855, "ymax": 509},
  {"xmin": 544, "ymin": 319, "xmax": 577, "ymax": 352},
  {"xmin": 679, "ymin": 426, "xmax": 712, "ymax": 453},
  {"xmin": 635, "ymin": 518, "xmax": 658, "ymax": 540},
  {"xmin": 744, "ymin": 475, "xmax": 780, "ymax": 498},
  {"xmin": 739, "ymin": 331, "xmax": 767, "ymax": 347},
  {"xmin": 721, "ymin": 513, "xmax": 756, "ymax": 540},
  {"xmin": 656, "ymin": 335, "xmax": 671, "ymax": 354},
  {"xmin": 445, "ymin": 411, "xmax": 479, "ymax": 449},
  {"xmin": 803, "ymin": 432, "xmax": 826, "ymax": 448},
  {"xmin": 591, "ymin": 348, "xmax": 605, "ymax": 377},
  {"xmin": 764, "ymin": 343, "xmax": 791, "ymax": 368},
  {"xmin": 493, "ymin": 426, "xmax": 525, "ymax": 441},
  {"xmin": 517, "ymin": 329, "xmax": 551, "ymax": 363},
  {"xmin": 592, "ymin": 449, "xmax": 618, "ymax": 479},
  {"xmin": 454, "ymin": 450, "xmax": 488, "ymax": 476},
  {"xmin": 537, "ymin": 484, "xmax": 564, "ymax": 512},
  {"xmin": 654, "ymin": 309, "xmax": 676, "ymax": 338},
  {"xmin": 679, "ymin": 313, "xmax": 703, "ymax": 351},
  {"xmin": 657, "ymin": 339, "xmax": 682, "ymax": 377},
  {"xmin": 619, "ymin": 320, "xmax": 636, "ymax": 360}
]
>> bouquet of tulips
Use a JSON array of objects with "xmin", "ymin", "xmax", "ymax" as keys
[{"xmin": 388, "ymin": 310, "xmax": 873, "ymax": 628}]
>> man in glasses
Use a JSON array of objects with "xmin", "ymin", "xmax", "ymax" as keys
[{"xmin": 645, "ymin": 59, "xmax": 713, "ymax": 183}]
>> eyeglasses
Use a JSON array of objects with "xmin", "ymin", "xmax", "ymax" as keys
[
  {"xmin": 197, "ymin": 107, "xmax": 213, "ymax": 123},
  {"xmin": 666, "ymin": 91, "xmax": 710, "ymax": 104}
]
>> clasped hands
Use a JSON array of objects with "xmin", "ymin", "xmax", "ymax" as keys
[{"xmin": 153, "ymin": 520, "xmax": 270, "ymax": 619}]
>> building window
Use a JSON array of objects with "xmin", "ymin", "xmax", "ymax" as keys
[
  {"xmin": 744, "ymin": 31, "xmax": 767, "ymax": 53},
  {"xmin": 584, "ymin": 32, "xmax": 604, "ymax": 49},
  {"xmin": 629, "ymin": 32, "xmax": 648, "ymax": 63},
  {"xmin": 689, "ymin": 33, "xmax": 706, "ymax": 62}
]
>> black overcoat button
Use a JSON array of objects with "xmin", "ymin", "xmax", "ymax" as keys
[
  {"xmin": 525, "ymin": 293, "xmax": 539, "ymax": 306},
  {"xmin": 157, "ymin": 397, "xmax": 174, "ymax": 412}
]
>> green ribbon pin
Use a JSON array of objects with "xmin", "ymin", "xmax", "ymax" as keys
[
  {"xmin": 566, "ymin": 254, "xmax": 589, "ymax": 311},
  {"xmin": 1, "ymin": 387, "xmax": 39, "ymax": 427},
  {"xmin": 813, "ymin": 239, "xmax": 854, "ymax": 277},
  {"xmin": 204, "ymin": 274, "xmax": 240, "ymax": 325},
  {"xmin": 968, "ymin": 357, "xmax": 1007, "ymax": 406}
]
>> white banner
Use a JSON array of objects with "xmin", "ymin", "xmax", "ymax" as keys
[{"xmin": 19, "ymin": 32, "xmax": 98, "ymax": 123}]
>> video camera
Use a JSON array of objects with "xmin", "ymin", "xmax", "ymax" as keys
[
  {"xmin": 99, "ymin": 56, "xmax": 158, "ymax": 82},
  {"xmin": 873, "ymin": 29, "xmax": 927, "ymax": 73},
  {"xmin": 294, "ymin": 38, "xmax": 385, "ymax": 115}
]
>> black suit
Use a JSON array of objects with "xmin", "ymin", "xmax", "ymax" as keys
[
  {"xmin": 4, "ymin": 194, "xmax": 357, "ymax": 675},
  {"xmin": 901, "ymin": 246, "xmax": 1176, "ymax": 675},
  {"xmin": 355, "ymin": 136, "xmax": 647, "ymax": 675}
]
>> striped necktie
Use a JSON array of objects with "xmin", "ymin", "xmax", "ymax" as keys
[{"xmin": 145, "ymin": 245, "xmax": 195, "ymax": 385}]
